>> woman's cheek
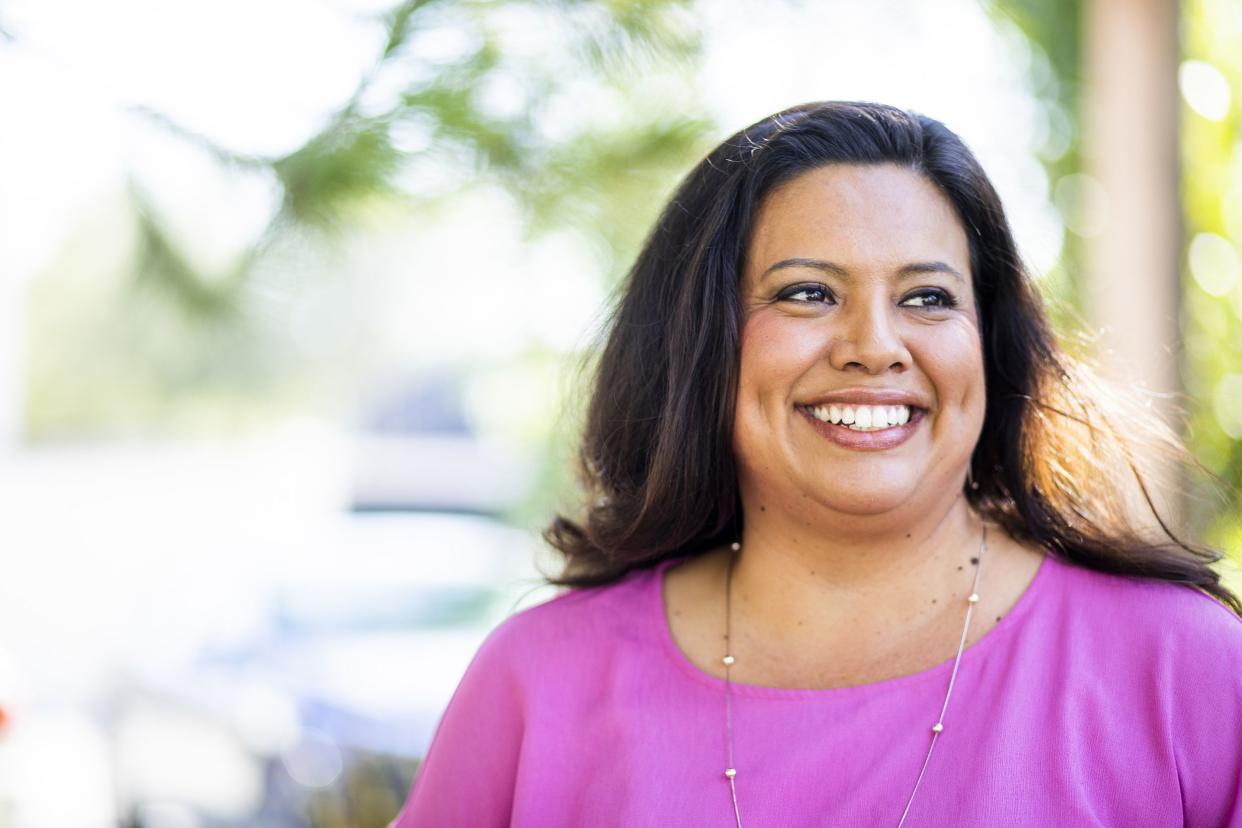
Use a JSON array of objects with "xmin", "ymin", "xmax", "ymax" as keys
[{"xmin": 740, "ymin": 310, "xmax": 826, "ymax": 379}]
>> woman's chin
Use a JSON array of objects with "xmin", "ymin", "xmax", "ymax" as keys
[{"xmin": 814, "ymin": 483, "xmax": 925, "ymax": 518}]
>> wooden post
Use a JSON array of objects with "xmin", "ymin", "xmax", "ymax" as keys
[{"xmin": 1081, "ymin": 0, "xmax": 1184, "ymax": 527}]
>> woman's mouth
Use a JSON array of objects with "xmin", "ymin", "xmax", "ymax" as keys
[
  {"xmin": 805, "ymin": 403, "xmax": 912, "ymax": 430},
  {"xmin": 795, "ymin": 403, "xmax": 926, "ymax": 449}
]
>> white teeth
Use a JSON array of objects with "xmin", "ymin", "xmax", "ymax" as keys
[{"xmin": 808, "ymin": 404, "xmax": 914, "ymax": 431}]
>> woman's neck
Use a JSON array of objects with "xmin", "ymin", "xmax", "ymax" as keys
[{"xmin": 728, "ymin": 490, "xmax": 984, "ymax": 643}]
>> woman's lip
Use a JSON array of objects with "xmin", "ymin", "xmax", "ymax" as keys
[
  {"xmin": 799, "ymin": 391, "xmax": 929, "ymax": 408},
  {"xmin": 796, "ymin": 405, "xmax": 925, "ymax": 450}
]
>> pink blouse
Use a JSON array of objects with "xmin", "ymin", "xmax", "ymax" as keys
[{"xmin": 393, "ymin": 552, "xmax": 1242, "ymax": 826}]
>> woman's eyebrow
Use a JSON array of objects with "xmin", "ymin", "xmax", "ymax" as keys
[{"xmin": 760, "ymin": 257, "xmax": 965, "ymax": 283}]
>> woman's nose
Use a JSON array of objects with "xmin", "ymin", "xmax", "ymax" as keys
[{"xmin": 826, "ymin": 299, "xmax": 911, "ymax": 374}]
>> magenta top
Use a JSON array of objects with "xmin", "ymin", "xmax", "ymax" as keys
[{"xmin": 393, "ymin": 553, "xmax": 1242, "ymax": 827}]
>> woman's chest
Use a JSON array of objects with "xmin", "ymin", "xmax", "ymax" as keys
[{"xmin": 510, "ymin": 657, "xmax": 1182, "ymax": 827}]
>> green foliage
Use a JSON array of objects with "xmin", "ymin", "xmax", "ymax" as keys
[
  {"xmin": 118, "ymin": 0, "xmax": 707, "ymax": 315},
  {"xmin": 274, "ymin": 117, "xmax": 408, "ymax": 230},
  {"xmin": 982, "ymin": 0, "xmax": 1085, "ymax": 326},
  {"xmin": 1181, "ymin": 0, "xmax": 1242, "ymax": 554},
  {"xmin": 27, "ymin": 0, "xmax": 714, "ymax": 439},
  {"xmin": 523, "ymin": 112, "xmax": 714, "ymax": 261},
  {"xmin": 130, "ymin": 184, "xmax": 252, "ymax": 317}
]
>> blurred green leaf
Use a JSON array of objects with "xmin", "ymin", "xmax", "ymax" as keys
[
  {"xmin": 130, "ymin": 183, "xmax": 250, "ymax": 318},
  {"xmin": 273, "ymin": 117, "xmax": 407, "ymax": 230}
]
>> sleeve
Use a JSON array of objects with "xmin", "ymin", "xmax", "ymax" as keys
[
  {"xmin": 390, "ymin": 618, "xmax": 527, "ymax": 828},
  {"xmin": 1171, "ymin": 594, "xmax": 1242, "ymax": 828}
]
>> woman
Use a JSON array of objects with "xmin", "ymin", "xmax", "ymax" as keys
[{"xmin": 393, "ymin": 101, "xmax": 1242, "ymax": 826}]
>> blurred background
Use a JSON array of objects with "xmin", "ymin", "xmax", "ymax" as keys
[{"xmin": 0, "ymin": 0, "xmax": 1239, "ymax": 825}]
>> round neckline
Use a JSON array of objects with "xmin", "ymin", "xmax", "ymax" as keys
[{"xmin": 651, "ymin": 549, "xmax": 1054, "ymax": 700}]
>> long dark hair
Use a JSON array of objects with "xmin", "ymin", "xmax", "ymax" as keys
[{"xmin": 545, "ymin": 100, "xmax": 1240, "ymax": 615}]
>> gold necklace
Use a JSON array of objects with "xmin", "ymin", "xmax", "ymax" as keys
[{"xmin": 721, "ymin": 525, "xmax": 988, "ymax": 827}]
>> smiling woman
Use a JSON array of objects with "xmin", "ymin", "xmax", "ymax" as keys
[{"xmin": 392, "ymin": 102, "xmax": 1242, "ymax": 827}]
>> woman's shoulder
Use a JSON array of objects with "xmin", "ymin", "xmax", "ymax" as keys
[
  {"xmin": 1044, "ymin": 553, "xmax": 1242, "ymax": 663},
  {"xmin": 472, "ymin": 559, "xmax": 669, "ymax": 672},
  {"xmin": 400, "ymin": 563, "xmax": 668, "ymax": 826}
]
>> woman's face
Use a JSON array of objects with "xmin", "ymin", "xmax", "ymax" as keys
[{"xmin": 733, "ymin": 163, "xmax": 984, "ymax": 519}]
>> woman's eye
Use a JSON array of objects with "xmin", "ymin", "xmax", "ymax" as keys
[
  {"xmin": 901, "ymin": 289, "xmax": 958, "ymax": 309},
  {"xmin": 780, "ymin": 284, "xmax": 832, "ymax": 303}
]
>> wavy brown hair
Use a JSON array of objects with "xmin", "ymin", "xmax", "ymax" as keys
[{"xmin": 544, "ymin": 100, "xmax": 1240, "ymax": 615}]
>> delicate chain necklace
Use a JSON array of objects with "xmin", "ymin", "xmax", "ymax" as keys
[{"xmin": 721, "ymin": 525, "xmax": 988, "ymax": 828}]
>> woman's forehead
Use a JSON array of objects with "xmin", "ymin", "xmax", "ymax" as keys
[{"xmin": 744, "ymin": 164, "xmax": 971, "ymax": 287}]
